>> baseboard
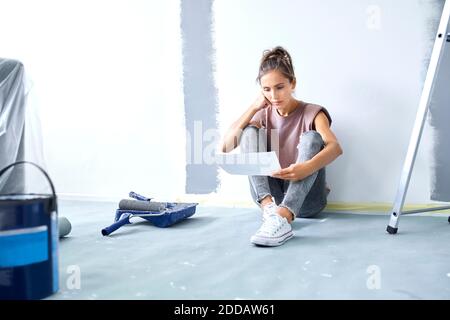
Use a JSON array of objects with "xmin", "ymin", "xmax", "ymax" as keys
[{"xmin": 57, "ymin": 193, "xmax": 450, "ymax": 214}]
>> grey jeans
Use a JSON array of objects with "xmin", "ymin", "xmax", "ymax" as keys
[{"xmin": 240, "ymin": 126, "xmax": 328, "ymax": 219}]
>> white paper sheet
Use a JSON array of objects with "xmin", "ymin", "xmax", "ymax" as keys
[{"xmin": 215, "ymin": 151, "xmax": 281, "ymax": 176}]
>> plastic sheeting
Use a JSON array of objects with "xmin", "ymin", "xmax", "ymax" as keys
[
  {"xmin": 0, "ymin": 59, "xmax": 25, "ymax": 193},
  {"xmin": 0, "ymin": 58, "xmax": 46, "ymax": 194}
]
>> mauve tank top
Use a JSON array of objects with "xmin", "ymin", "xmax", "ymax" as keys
[{"xmin": 250, "ymin": 100, "xmax": 332, "ymax": 169}]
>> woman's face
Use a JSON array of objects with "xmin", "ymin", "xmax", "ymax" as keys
[{"xmin": 260, "ymin": 70, "xmax": 296, "ymax": 111}]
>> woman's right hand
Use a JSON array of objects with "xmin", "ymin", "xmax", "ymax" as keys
[{"xmin": 252, "ymin": 92, "xmax": 272, "ymax": 112}]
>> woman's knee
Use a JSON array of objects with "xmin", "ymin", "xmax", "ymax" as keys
[
  {"xmin": 241, "ymin": 125, "xmax": 264, "ymax": 152},
  {"xmin": 242, "ymin": 125, "xmax": 259, "ymax": 139},
  {"xmin": 297, "ymin": 131, "xmax": 324, "ymax": 151}
]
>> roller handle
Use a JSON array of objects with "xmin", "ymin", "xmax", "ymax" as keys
[
  {"xmin": 101, "ymin": 213, "xmax": 131, "ymax": 236},
  {"xmin": 129, "ymin": 191, "xmax": 152, "ymax": 202}
]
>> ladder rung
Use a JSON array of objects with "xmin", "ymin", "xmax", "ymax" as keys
[{"xmin": 401, "ymin": 206, "xmax": 450, "ymax": 215}]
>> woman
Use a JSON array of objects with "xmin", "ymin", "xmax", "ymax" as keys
[{"xmin": 221, "ymin": 46, "xmax": 343, "ymax": 247}]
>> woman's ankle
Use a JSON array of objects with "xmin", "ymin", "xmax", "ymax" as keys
[
  {"xmin": 260, "ymin": 196, "xmax": 274, "ymax": 208},
  {"xmin": 277, "ymin": 206, "xmax": 294, "ymax": 224}
]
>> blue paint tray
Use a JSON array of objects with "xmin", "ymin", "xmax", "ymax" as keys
[{"xmin": 101, "ymin": 192, "xmax": 198, "ymax": 236}]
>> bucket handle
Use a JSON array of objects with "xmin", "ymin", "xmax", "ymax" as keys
[{"xmin": 0, "ymin": 161, "xmax": 57, "ymax": 212}]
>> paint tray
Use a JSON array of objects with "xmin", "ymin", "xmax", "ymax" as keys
[
  {"xmin": 113, "ymin": 201, "xmax": 198, "ymax": 228},
  {"xmin": 102, "ymin": 192, "xmax": 198, "ymax": 236}
]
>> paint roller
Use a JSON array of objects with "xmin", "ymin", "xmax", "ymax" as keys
[
  {"xmin": 101, "ymin": 199, "xmax": 169, "ymax": 236},
  {"xmin": 118, "ymin": 199, "xmax": 167, "ymax": 212},
  {"xmin": 101, "ymin": 191, "xmax": 198, "ymax": 236}
]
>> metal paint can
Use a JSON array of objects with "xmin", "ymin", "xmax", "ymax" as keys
[{"xmin": 0, "ymin": 161, "xmax": 59, "ymax": 299}]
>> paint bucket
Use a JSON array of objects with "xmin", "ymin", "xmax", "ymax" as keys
[{"xmin": 0, "ymin": 161, "xmax": 59, "ymax": 300}]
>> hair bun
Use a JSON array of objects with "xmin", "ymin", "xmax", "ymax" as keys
[
  {"xmin": 257, "ymin": 46, "xmax": 295, "ymax": 84},
  {"xmin": 263, "ymin": 47, "xmax": 291, "ymax": 64}
]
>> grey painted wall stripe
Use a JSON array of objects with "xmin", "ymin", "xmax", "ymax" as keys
[
  {"xmin": 428, "ymin": 0, "xmax": 450, "ymax": 201},
  {"xmin": 421, "ymin": 0, "xmax": 450, "ymax": 201},
  {"xmin": 181, "ymin": 0, "xmax": 219, "ymax": 194}
]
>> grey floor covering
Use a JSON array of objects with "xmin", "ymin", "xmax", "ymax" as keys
[{"xmin": 48, "ymin": 200, "xmax": 450, "ymax": 300}]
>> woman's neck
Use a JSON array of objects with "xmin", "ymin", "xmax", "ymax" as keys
[{"xmin": 276, "ymin": 99, "xmax": 300, "ymax": 117}]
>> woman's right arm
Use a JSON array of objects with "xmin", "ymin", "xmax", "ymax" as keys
[{"xmin": 221, "ymin": 94, "xmax": 271, "ymax": 153}]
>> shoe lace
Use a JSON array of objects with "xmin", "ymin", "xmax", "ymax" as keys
[
  {"xmin": 263, "ymin": 203, "xmax": 277, "ymax": 219},
  {"xmin": 259, "ymin": 213, "xmax": 284, "ymax": 235}
]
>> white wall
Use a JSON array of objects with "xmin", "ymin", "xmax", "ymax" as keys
[
  {"xmin": 0, "ymin": 0, "xmax": 186, "ymax": 200},
  {"xmin": 0, "ymin": 0, "xmax": 444, "ymax": 206},
  {"xmin": 214, "ymin": 0, "xmax": 440, "ymax": 205}
]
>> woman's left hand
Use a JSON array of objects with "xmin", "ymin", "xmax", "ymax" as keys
[{"xmin": 271, "ymin": 163, "xmax": 311, "ymax": 182}]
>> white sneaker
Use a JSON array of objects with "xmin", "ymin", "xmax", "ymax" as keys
[{"xmin": 250, "ymin": 213, "xmax": 294, "ymax": 247}]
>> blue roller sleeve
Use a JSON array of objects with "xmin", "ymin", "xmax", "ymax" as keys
[{"xmin": 101, "ymin": 213, "xmax": 132, "ymax": 236}]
